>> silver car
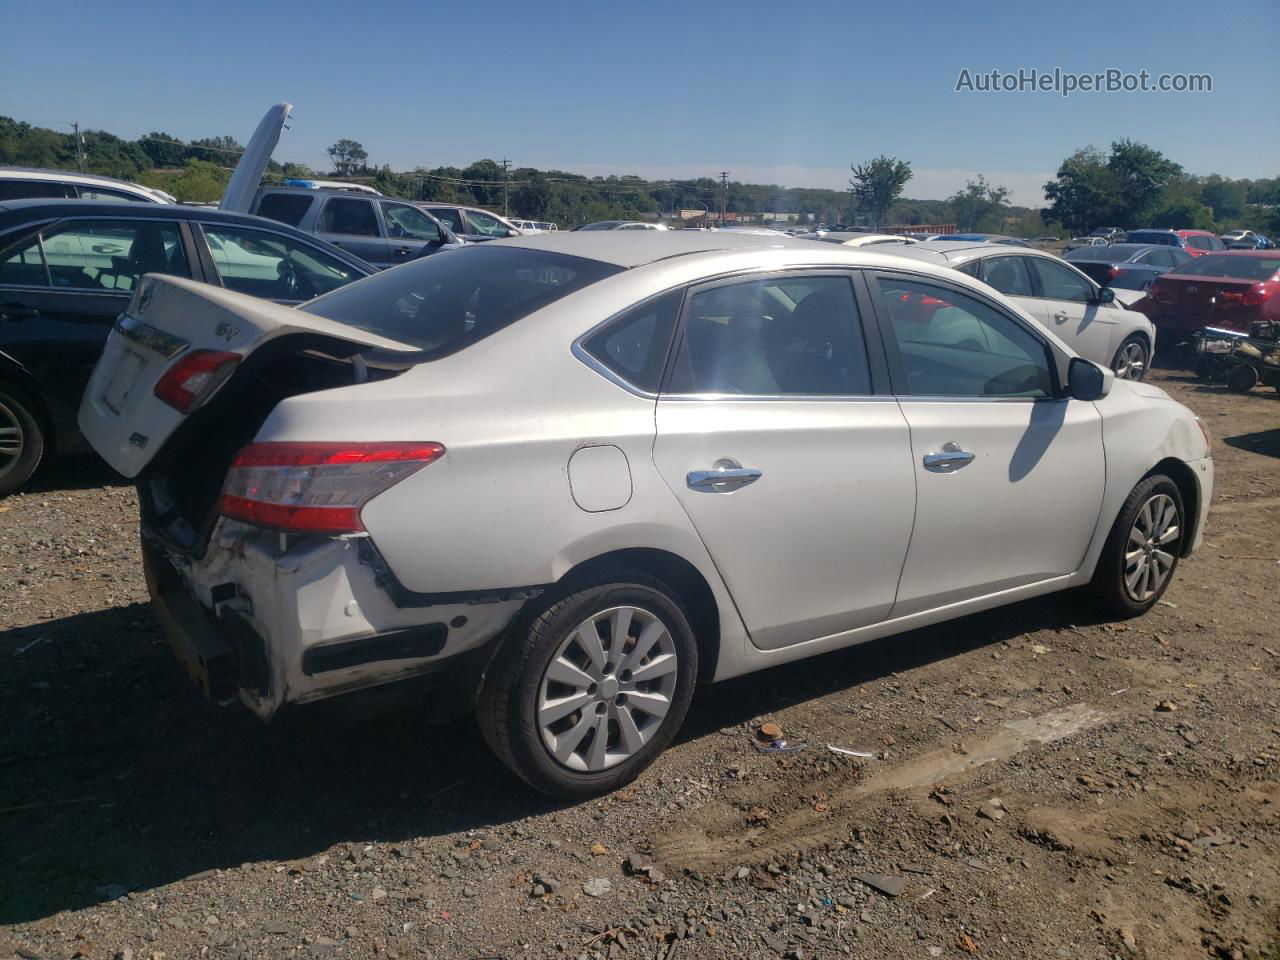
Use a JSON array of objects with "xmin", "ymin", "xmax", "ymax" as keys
[{"xmin": 79, "ymin": 233, "xmax": 1213, "ymax": 797}]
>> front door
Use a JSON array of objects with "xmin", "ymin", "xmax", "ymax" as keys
[
  {"xmin": 868, "ymin": 270, "xmax": 1105, "ymax": 616},
  {"xmin": 652, "ymin": 272, "xmax": 916, "ymax": 650},
  {"xmin": 1024, "ymin": 256, "xmax": 1115, "ymax": 366}
]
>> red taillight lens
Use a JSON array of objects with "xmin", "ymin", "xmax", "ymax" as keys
[
  {"xmin": 1242, "ymin": 283, "xmax": 1275, "ymax": 307},
  {"xmin": 1108, "ymin": 266, "xmax": 1120, "ymax": 280},
  {"xmin": 154, "ymin": 350, "xmax": 240, "ymax": 413},
  {"xmin": 218, "ymin": 441, "xmax": 445, "ymax": 534}
]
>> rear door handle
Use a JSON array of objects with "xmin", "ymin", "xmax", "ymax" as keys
[
  {"xmin": 1053, "ymin": 311, "xmax": 1069, "ymax": 322},
  {"xmin": 923, "ymin": 442, "xmax": 975, "ymax": 473},
  {"xmin": 687, "ymin": 464, "xmax": 762, "ymax": 491},
  {"xmin": 0, "ymin": 304, "xmax": 39, "ymax": 321}
]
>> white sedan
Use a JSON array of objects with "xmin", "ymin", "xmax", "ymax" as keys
[{"xmin": 79, "ymin": 233, "xmax": 1213, "ymax": 797}]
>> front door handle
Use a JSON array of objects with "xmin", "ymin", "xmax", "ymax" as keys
[
  {"xmin": 923, "ymin": 441, "xmax": 975, "ymax": 473},
  {"xmin": 0, "ymin": 304, "xmax": 39, "ymax": 321},
  {"xmin": 1053, "ymin": 311, "xmax": 1069, "ymax": 322},
  {"xmin": 687, "ymin": 462, "xmax": 762, "ymax": 491},
  {"xmin": 394, "ymin": 246, "xmax": 412, "ymax": 256}
]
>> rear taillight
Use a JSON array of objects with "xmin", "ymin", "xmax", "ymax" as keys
[
  {"xmin": 1108, "ymin": 266, "xmax": 1120, "ymax": 280},
  {"xmin": 154, "ymin": 350, "xmax": 240, "ymax": 413},
  {"xmin": 218, "ymin": 441, "xmax": 445, "ymax": 534},
  {"xmin": 1242, "ymin": 283, "xmax": 1275, "ymax": 307}
]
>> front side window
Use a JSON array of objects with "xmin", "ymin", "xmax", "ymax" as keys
[
  {"xmin": 382, "ymin": 202, "xmax": 442, "ymax": 242},
  {"xmin": 464, "ymin": 209, "xmax": 511, "ymax": 237},
  {"xmin": 1033, "ymin": 258, "xmax": 1094, "ymax": 303},
  {"xmin": 667, "ymin": 275, "xmax": 872, "ymax": 396},
  {"xmin": 1188, "ymin": 235, "xmax": 1212, "ymax": 250},
  {"xmin": 875, "ymin": 275, "xmax": 1053, "ymax": 399},
  {"xmin": 318, "ymin": 197, "xmax": 379, "ymax": 237},
  {"xmin": 978, "ymin": 255, "xmax": 1034, "ymax": 297},
  {"xmin": 581, "ymin": 291, "xmax": 682, "ymax": 393},
  {"xmin": 302, "ymin": 246, "xmax": 622, "ymax": 356},
  {"xmin": 202, "ymin": 225, "xmax": 360, "ymax": 301},
  {"xmin": 37, "ymin": 220, "xmax": 187, "ymax": 291}
]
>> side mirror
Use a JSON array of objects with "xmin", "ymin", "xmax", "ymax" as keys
[
  {"xmin": 505, "ymin": 227, "xmax": 520, "ymax": 238},
  {"xmin": 1067, "ymin": 356, "xmax": 1113, "ymax": 401},
  {"xmin": 1093, "ymin": 286, "xmax": 1116, "ymax": 305}
]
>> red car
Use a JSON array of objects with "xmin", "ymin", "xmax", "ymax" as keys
[
  {"xmin": 1174, "ymin": 229, "xmax": 1228, "ymax": 257},
  {"xmin": 1142, "ymin": 251, "xmax": 1280, "ymax": 338}
]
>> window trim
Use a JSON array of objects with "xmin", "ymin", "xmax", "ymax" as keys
[
  {"xmin": 659, "ymin": 268, "xmax": 890, "ymax": 401},
  {"xmin": 191, "ymin": 220, "xmax": 366, "ymax": 304},
  {"xmin": 572, "ymin": 287, "xmax": 688, "ymax": 398},
  {"xmin": 864, "ymin": 267, "xmax": 1066, "ymax": 403}
]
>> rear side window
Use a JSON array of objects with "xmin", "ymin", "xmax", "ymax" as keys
[
  {"xmin": 427, "ymin": 207, "xmax": 464, "ymax": 232},
  {"xmin": 0, "ymin": 236, "xmax": 47, "ymax": 286},
  {"xmin": 38, "ymin": 220, "xmax": 188, "ymax": 291},
  {"xmin": 581, "ymin": 290, "xmax": 682, "ymax": 392},
  {"xmin": 76, "ymin": 187, "xmax": 146, "ymax": 202},
  {"xmin": 302, "ymin": 246, "xmax": 622, "ymax": 356},
  {"xmin": 318, "ymin": 197, "xmax": 379, "ymax": 237},
  {"xmin": 257, "ymin": 193, "xmax": 315, "ymax": 227},
  {"xmin": 978, "ymin": 255, "xmax": 1034, "ymax": 296},
  {"xmin": 0, "ymin": 179, "xmax": 74, "ymax": 201},
  {"xmin": 1187, "ymin": 235, "xmax": 1212, "ymax": 250}
]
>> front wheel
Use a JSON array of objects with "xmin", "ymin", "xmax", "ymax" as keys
[
  {"xmin": 477, "ymin": 569, "xmax": 698, "ymax": 798},
  {"xmin": 1111, "ymin": 335, "xmax": 1149, "ymax": 381},
  {"xmin": 1090, "ymin": 474, "xmax": 1184, "ymax": 618}
]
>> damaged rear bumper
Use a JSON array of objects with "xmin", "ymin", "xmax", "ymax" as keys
[{"xmin": 141, "ymin": 522, "xmax": 526, "ymax": 720}]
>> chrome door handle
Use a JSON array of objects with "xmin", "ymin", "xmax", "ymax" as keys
[
  {"xmin": 687, "ymin": 465, "xmax": 762, "ymax": 491},
  {"xmin": 1053, "ymin": 311, "xmax": 1069, "ymax": 322},
  {"xmin": 923, "ymin": 442, "xmax": 975, "ymax": 473}
]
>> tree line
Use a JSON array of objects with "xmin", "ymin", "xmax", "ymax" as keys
[{"xmin": 2, "ymin": 116, "xmax": 1274, "ymax": 235}]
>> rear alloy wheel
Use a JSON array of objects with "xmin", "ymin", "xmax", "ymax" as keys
[
  {"xmin": 1111, "ymin": 336, "xmax": 1149, "ymax": 381},
  {"xmin": 1091, "ymin": 474, "xmax": 1184, "ymax": 618},
  {"xmin": 477, "ymin": 570, "xmax": 698, "ymax": 797},
  {"xmin": 0, "ymin": 388, "xmax": 45, "ymax": 497},
  {"xmin": 1226, "ymin": 363, "xmax": 1258, "ymax": 394}
]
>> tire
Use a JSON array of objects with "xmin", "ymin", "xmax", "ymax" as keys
[
  {"xmin": 1226, "ymin": 363, "xmax": 1258, "ymax": 394},
  {"xmin": 1191, "ymin": 356, "xmax": 1215, "ymax": 381},
  {"xmin": 477, "ymin": 567, "xmax": 699, "ymax": 798},
  {"xmin": 0, "ymin": 387, "xmax": 45, "ymax": 497},
  {"xmin": 1111, "ymin": 335, "xmax": 1149, "ymax": 381},
  {"xmin": 1090, "ymin": 474, "xmax": 1184, "ymax": 619}
]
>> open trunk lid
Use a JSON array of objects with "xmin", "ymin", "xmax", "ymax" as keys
[{"xmin": 78, "ymin": 275, "xmax": 416, "ymax": 477}]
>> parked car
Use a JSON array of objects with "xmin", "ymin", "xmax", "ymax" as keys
[
  {"xmin": 0, "ymin": 166, "xmax": 177, "ymax": 204},
  {"xmin": 419, "ymin": 203, "xmax": 522, "ymax": 242},
  {"xmin": 575, "ymin": 221, "xmax": 670, "ymax": 231},
  {"xmin": 930, "ymin": 233, "xmax": 1030, "ymax": 247},
  {"xmin": 802, "ymin": 231, "xmax": 918, "ymax": 247},
  {"xmin": 281, "ymin": 179, "xmax": 383, "ymax": 196},
  {"xmin": 1227, "ymin": 234, "xmax": 1272, "ymax": 250},
  {"xmin": 77, "ymin": 232, "xmax": 1212, "ymax": 797},
  {"xmin": 1220, "ymin": 230, "xmax": 1257, "ymax": 246},
  {"xmin": 1142, "ymin": 251, "xmax": 1280, "ymax": 340},
  {"xmin": 1089, "ymin": 227, "xmax": 1126, "ymax": 243},
  {"xmin": 1125, "ymin": 229, "xmax": 1225, "ymax": 256},
  {"xmin": 888, "ymin": 241, "xmax": 1157, "ymax": 379},
  {"xmin": 512, "ymin": 220, "xmax": 559, "ymax": 234},
  {"xmin": 1064, "ymin": 236, "xmax": 1109, "ymax": 253},
  {"xmin": 1063, "ymin": 243, "xmax": 1194, "ymax": 294},
  {"xmin": 0, "ymin": 199, "xmax": 375, "ymax": 495},
  {"xmin": 249, "ymin": 187, "xmax": 461, "ymax": 269}
]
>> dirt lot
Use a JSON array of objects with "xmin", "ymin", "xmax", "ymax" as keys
[{"xmin": 2, "ymin": 369, "xmax": 1277, "ymax": 960}]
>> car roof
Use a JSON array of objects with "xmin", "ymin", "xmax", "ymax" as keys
[
  {"xmin": 884, "ymin": 241, "xmax": 1062, "ymax": 267},
  {"xmin": 495, "ymin": 230, "xmax": 807, "ymax": 267},
  {"xmin": 1206, "ymin": 249, "xmax": 1280, "ymax": 258},
  {"xmin": 1067, "ymin": 243, "xmax": 1163, "ymax": 258}
]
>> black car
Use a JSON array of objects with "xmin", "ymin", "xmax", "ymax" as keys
[
  {"xmin": 1063, "ymin": 243, "xmax": 1194, "ymax": 292},
  {"xmin": 0, "ymin": 199, "xmax": 376, "ymax": 495},
  {"xmin": 420, "ymin": 202, "xmax": 521, "ymax": 242}
]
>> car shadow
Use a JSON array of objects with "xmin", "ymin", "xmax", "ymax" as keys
[
  {"xmin": 22, "ymin": 455, "xmax": 130, "ymax": 494},
  {"xmin": 0, "ymin": 591, "xmax": 1108, "ymax": 923},
  {"xmin": 1223, "ymin": 427, "xmax": 1280, "ymax": 459}
]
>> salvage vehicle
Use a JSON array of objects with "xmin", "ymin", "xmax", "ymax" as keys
[
  {"xmin": 250, "ymin": 187, "xmax": 462, "ymax": 269},
  {"xmin": 887, "ymin": 241, "xmax": 1158, "ymax": 379},
  {"xmin": 1064, "ymin": 243, "xmax": 1193, "ymax": 294},
  {"xmin": 0, "ymin": 199, "xmax": 374, "ymax": 494},
  {"xmin": 78, "ymin": 232, "xmax": 1213, "ymax": 798},
  {"xmin": 1142, "ymin": 251, "xmax": 1280, "ymax": 342},
  {"xmin": 1192, "ymin": 322, "xmax": 1280, "ymax": 391}
]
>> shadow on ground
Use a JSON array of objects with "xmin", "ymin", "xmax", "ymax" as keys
[
  {"xmin": 1224, "ymin": 427, "xmax": 1280, "ymax": 459},
  {"xmin": 22, "ymin": 455, "xmax": 130, "ymax": 495},
  {"xmin": 0, "ymin": 591, "xmax": 1107, "ymax": 923}
]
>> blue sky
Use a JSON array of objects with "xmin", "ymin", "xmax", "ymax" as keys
[{"xmin": 4, "ymin": 0, "xmax": 1277, "ymax": 205}]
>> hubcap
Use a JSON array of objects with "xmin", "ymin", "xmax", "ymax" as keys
[
  {"xmin": 537, "ymin": 605, "xmax": 678, "ymax": 772},
  {"xmin": 1124, "ymin": 493, "xmax": 1180, "ymax": 602},
  {"xmin": 0, "ymin": 400, "xmax": 24, "ymax": 474},
  {"xmin": 1115, "ymin": 341, "xmax": 1146, "ymax": 380}
]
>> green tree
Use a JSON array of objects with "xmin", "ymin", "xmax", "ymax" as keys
[
  {"xmin": 1106, "ymin": 139, "xmax": 1181, "ymax": 226},
  {"xmin": 138, "ymin": 132, "xmax": 187, "ymax": 167},
  {"xmin": 1044, "ymin": 147, "xmax": 1118, "ymax": 234},
  {"xmin": 1199, "ymin": 175, "xmax": 1247, "ymax": 222},
  {"xmin": 189, "ymin": 135, "xmax": 243, "ymax": 165},
  {"xmin": 849, "ymin": 155, "xmax": 912, "ymax": 230},
  {"xmin": 326, "ymin": 139, "xmax": 368, "ymax": 176},
  {"xmin": 946, "ymin": 175, "xmax": 1010, "ymax": 232},
  {"xmin": 513, "ymin": 172, "xmax": 552, "ymax": 219}
]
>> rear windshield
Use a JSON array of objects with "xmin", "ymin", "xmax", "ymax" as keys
[
  {"xmin": 1173, "ymin": 255, "xmax": 1280, "ymax": 281},
  {"xmin": 1124, "ymin": 231, "xmax": 1175, "ymax": 246},
  {"xmin": 302, "ymin": 246, "xmax": 622, "ymax": 355}
]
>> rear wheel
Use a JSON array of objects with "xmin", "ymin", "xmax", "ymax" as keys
[
  {"xmin": 477, "ymin": 569, "xmax": 698, "ymax": 798},
  {"xmin": 0, "ymin": 387, "xmax": 45, "ymax": 497},
  {"xmin": 1111, "ymin": 335, "xmax": 1149, "ymax": 381},
  {"xmin": 1090, "ymin": 474, "xmax": 1184, "ymax": 618},
  {"xmin": 1226, "ymin": 363, "xmax": 1258, "ymax": 394}
]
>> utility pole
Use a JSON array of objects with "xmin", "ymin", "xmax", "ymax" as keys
[
  {"xmin": 718, "ymin": 171, "xmax": 729, "ymax": 227},
  {"xmin": 501, "ymin": 157, "xmax": 511, "ymax": 217},
  {"xmin": 72, "ymin": 122, "xmax": 85, "ymax": 172}
]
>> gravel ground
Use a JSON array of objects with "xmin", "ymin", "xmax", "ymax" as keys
[{"xmin": 2, "ymin": 369, "xmax": 1277, "ymax": 960}]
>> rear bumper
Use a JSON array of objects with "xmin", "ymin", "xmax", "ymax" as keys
[{"xmin": 140, "ymin": 522, "xmax": 523, "ymax": 720}]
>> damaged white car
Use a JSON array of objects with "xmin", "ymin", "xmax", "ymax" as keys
[{"xmin": 79, "ymin": 232, "xmax": 1213, "ymax": 797}]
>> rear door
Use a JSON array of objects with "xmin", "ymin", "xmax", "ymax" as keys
[
  {"xmin": 652, "ymin": 271, "xmax": 916, "ymax": 650},
  {"xmin": 314, "ymin": 196, "xmax": 389, "ymax": 266},
  {"xmin": 867, "ymin": 270, "xmax": 1104, "ymax": 614}
]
